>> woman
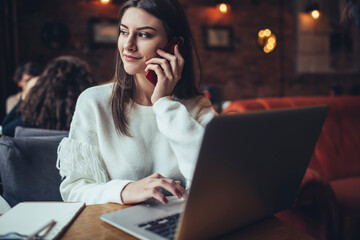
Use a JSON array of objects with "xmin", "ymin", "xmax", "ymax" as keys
[
  {"xmin": 5, "ymin": 62, "xmax": 41, "ymax": 113},
  {"xmin": 57, "ymin": 0, "xmax": 217, "ymax": 205},
  {"xmin": 1, "ymin": 56, "xmax": 94, "ymax": 136}
]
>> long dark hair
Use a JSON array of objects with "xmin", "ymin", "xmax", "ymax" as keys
[
  {"xmin": 19, "ymin": 56, "xmax": 94, "ymax": 130},
  {"xmin": 110, "ymin": 0, "xmax": 201, "ymax": 136},
  {"xmin": 13, "ymin": 62, "xmax": 41, "ymax": 83}
]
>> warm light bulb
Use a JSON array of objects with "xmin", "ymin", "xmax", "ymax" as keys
[
  {"xmin": 217, "ymin": 3, "xmax": 230, "ymax": 14},
  {"xmin": 266, "ymin": 43, "xmax": 274, "ymax": 50},
  {"xmin": 311, "ymin": 10, "xmax": 320, "ymax": 19},
  {"xmin": 100, "ymin": 0, "xmax": 110, "ymax": 4},
  {"xmin": 264, "ymin": 29, "xmax": 271, "ymax": 37},
  {"xmin": 268, "ymin": 37, "xmax": 275, "ymax": 44},
  {"xmin": 258, "ymin": 29, "xmax": 277, "ymax": 53},
  {"xmin": 258, "ymin": 30, "xmax": 265, "ymax": 38}
]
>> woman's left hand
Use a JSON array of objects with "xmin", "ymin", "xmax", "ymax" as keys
[{"xmin": 145, "ymin": 44, "xmax": 185, "ymax": 104}]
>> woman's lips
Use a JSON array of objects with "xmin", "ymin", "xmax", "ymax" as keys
[{"xmin": 123, "ymin": 54, "xmax": 141, "ymax": 62}]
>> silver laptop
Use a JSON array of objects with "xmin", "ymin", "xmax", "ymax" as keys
[{"xmin": 101, "ymin": 105, "xmax": 328, "ymax": 240}]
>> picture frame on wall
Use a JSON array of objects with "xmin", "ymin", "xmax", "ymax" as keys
[
  {"xmin": 202, "ymin": 25, "xmax": 234, "ymax": 50},
  {"xmin": 88, "ymin": 18, "xmax": 118, "ymax": 48}
]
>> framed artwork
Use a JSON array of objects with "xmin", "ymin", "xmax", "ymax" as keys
[
  {"xmin": 88, "ymin": 18, "xmax": 118, "ymax": 48},
  {"xmin": 202, "ymin": 25, "xmax": 234, "ymax": 50}
]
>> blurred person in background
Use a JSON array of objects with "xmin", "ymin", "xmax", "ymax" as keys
[
  {"xmin": 1, "ymin": 56, "xmax": 94, "ymax": 137},
  {"xmin": 6, "ymin": 62, "xmax": 41, "ymax": 113}
]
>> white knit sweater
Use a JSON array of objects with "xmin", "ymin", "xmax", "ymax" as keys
[{"xmin": 57, "ymin": 83, "xmax": 217, "ymax": 205}]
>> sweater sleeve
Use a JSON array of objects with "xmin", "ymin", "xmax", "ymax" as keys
[
  {"xmin": 152, "ymin": 96, "xmax": 218, "ymax": 188},
  {"xmin": 56, "ymin": 88, "xmax": 131, "ymax": 205}
]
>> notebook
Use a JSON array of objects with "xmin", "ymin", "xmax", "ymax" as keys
[
  {"xmin": 101, "ymin": 105, "xmax": 328, "ymax": 240},
  {"xmin": 0, "ymin": 201, "xmax": 85, "ymax": 239}
]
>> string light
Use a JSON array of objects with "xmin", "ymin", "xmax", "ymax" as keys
[
  {"xmin": 311, "ymin": 9, "xmax": 320, "ymax": 19},
  {"xmin": 257, "ymin": 29, "xmax": 277, "ymax": 54},
  {"xmin": 258, "ymin": 30, "xmax": 265, "ymax": 38},
  {"xmin": 216, "ymin": 1, "xmax": 231, "ymax": 14},
  {"xmin": 263, "ymin": 29, "xmax": 271, "ymax": 37},
  {"xmin": 305, "ymin": 2, "xmax": 320, "ymax": 20}
]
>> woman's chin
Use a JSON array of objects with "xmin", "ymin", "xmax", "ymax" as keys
[{"xmin": 124, "ymin": 67, "xmax": 145, "ymax": 76}]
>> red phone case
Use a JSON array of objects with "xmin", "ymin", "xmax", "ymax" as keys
[{"xmin": 146, "ymin": 37, "xmax": 185, "ymax": 86}]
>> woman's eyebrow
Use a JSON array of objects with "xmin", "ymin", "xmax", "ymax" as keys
[{"xmin": 120, "ymin": 24, "xmax": 156, "ymax": 31}]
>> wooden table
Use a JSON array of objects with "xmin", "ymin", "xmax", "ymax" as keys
[{"xmin": 61, "ymin": 204, "xmax": 314, "ymax": 240}]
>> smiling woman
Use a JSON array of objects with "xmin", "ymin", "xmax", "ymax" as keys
[
  {"xmin": 118, "ymin": 8, "xmax": 168, "ymax": 78},
  {"xmin": 56, "ymin": 0, "xmax": 218, "ymax": 207}
]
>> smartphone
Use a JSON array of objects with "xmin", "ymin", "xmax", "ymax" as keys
[{"xmin": 146, "ymin": 36, "xmax": 186, "ymax": 86}]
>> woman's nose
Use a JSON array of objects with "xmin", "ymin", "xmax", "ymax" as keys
[{"xmin": 124, "ymin": 35, "xmax": 137, "ymax": 51}]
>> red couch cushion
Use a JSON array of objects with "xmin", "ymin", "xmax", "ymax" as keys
[
  {"xmin": 256, "ymin": 98, "xmax": 292, "ymax": 109},
  {"xmin": 330, "ymin": 177, "xmax": 360, "ymax": 213},
  {"xmin": 222, "ymin": 96, "xmax": 360, "ymax": 181},
  {"xmin": 335, "ymin": 97, "xmax": 360, "ymax": 179},
  {"xmin": 222, "ymin": 99, "xmax": 265, "ymax": 114}
]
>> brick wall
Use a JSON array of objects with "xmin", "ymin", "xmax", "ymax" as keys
[
  {"xmin": 13, "ymin": 0, "xmax": 360, "ymax": 102},
  {"xmin": 16, "ymin": 0, "xmax": 118, "ymax": 84}
]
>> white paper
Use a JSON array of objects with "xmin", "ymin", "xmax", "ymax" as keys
[{"xmin": 0, "ymin": 201, "xmax": 85, "ymax": 239}]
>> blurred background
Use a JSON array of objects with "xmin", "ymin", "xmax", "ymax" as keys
[{"xmin": 1, "ymin": 0, "xmax": 359, "ymax": 120}]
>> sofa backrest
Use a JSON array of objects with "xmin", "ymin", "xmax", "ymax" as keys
[
  {"xmin": 14, "ymin": 126, "xmax": 69, "ymax": 138},
  {"xmin": 222, "ymin": 96, "xmax": 360, "ymax": 181},
  {"xmin": 0, "ymin": 129, "xmax": 68, "ymax": 207}
]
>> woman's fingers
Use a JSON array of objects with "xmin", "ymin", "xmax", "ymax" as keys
[
  {"xmin": 121, "ymin": 173, "xmax": 187, "ymax": 205},
  {"xmin": 155, "ymin": 178, "xmax": 184, "ymax": 199},
  {"xmin": 159, "ymin": 46, "xmax": 184, "ymax": 81},
  {"xmin": 145, "ymin": 46, "xmax": 184, "ymax": 83},
  {"xmin": 146, "ymin": 45, "xmax": 186, "ymax": 104},
  {"xmin": 148, "ymin": 174, "xmax": 184, "ymax": 199},
  {"xmin": 172, "ymin": 45, "xmax": 184, "ymax": 78},
  {"xmin": 145, "ymin": 63, "xmax": 166, "ymax": 81},
  {"xmin": 145, "ymin": 58, "xmax": 174, "ymax": 82},
  {"xmin": 151, "ymin": 188, "xmax": 169, "ymax": 205},
  {"xmin": 174, "ymin": 44, "xmax": 185, "ymax": 61}
]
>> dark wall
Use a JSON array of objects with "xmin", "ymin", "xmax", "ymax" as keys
[
  {"xmin": 16, "ymin": 0, "xmax": 118, "ymax": 83},
  {"xmin": 183, "ymin": 0, "xmax": 296, "ymax": 99},
  {"xmin": 0, "ymin": 0, "xmax": 19, "ymax": 122}
]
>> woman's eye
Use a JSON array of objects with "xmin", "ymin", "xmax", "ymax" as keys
[
  {"xmin": 139, "ymin": 32, "xmax": 151, "ymax": 38},
  {"xmin": 120, "ymin": 29, "xmax": 128, "ymax": 35}
]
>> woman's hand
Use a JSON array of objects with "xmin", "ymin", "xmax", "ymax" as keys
[
  {"xmin": 145, "ymin": 44, "xmax": 185, "ymax": 104},
  {"xmin": 121, "ymin": 173, "xmax": 187, "ymax": 205},
  {"xmin": 22, "ymin": 77, "xmax": 39, "ymax": 100}
]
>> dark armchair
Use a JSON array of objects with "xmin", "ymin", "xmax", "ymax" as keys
[{"xmin": 0, "ymin": 127, "xmax": 68, "ymax": 207}]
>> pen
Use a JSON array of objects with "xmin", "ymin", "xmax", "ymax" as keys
[{"xmin": 24, "ymin": 219, "xmax": 56, "ymax": 240}]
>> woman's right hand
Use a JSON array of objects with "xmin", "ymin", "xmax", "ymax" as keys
[
  {"xmin": 22, "ymin": 77, "xmax": 39, "ymax": 100},
  {"xmin": 121, "ymin": 173, "xmax": 187, "ymax": 205}
]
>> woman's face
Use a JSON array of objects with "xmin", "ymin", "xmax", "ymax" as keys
[
  {"xmin": 118, "ymin": 7, "xmax": 168, "ymax": 76},
  {"xmin": 18, "ymin": 73, "xmax": 34, "ymax": 91}
]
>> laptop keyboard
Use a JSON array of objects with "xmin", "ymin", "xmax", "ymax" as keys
[{"xmin": 138, "ymin": 213, "xmax": 180, "ymax": 239}]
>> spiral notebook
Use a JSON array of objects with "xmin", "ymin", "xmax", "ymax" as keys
[{"xmin": 0, "ymin": 201, "xmax": 85, "ymax": 239}]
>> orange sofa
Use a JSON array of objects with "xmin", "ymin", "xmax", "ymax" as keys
[{"xmin": 222, "ymin": 96, "xmax": 360, "ymax": 240}]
